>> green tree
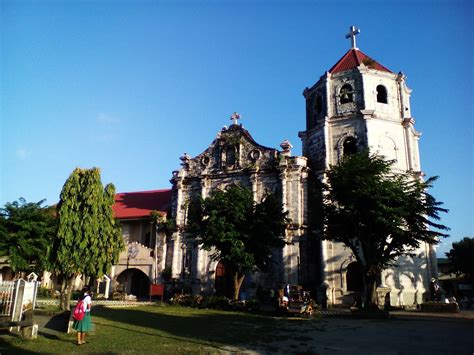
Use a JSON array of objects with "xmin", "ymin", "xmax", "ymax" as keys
[
  {"xmin": 321, "ymin": 152, "xmax": 449, "ymax": 305},
  {"xmin": 446, "ymin": 237, "xmax": 474, "ymax": 280},
  {"xmin": 188, "ymin": 185, "xmax": 288, "ymax": 301},
  {"xmin": 51, "ymin": 168, "xmax": 124, "ymax": 310},
  {"xmin": 0, "ymin": 198, "xmax": 56, "ymax": 275}
]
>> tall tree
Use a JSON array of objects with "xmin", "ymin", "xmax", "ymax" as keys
[
  {"xmin": 321, "ymin": 152, "xmax": 449, "ymax": 305},
  {"xmin": 446, "ymin": 237, "xmax": 474, "ymax": 280},
  {"xmin": 188, "ymin": 185, "xmax": 288, "ymax": 301},
  {"xmin": 51, "ymin": 168, "xmax": 124, "ymax": 310},
  {"xmin": 0, "ymin": 198, "xmax": 56, "ymax": 275}
]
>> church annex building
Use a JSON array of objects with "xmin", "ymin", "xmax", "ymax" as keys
[{"xmin": 110, "ymin": 28, "xmax": 437, "ymax": 307}]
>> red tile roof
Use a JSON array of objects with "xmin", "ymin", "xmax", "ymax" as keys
[
  {"xmin": 329, "ymin": 48, "xmax": 392, "ymax": 74},
  {"xmin": 113, "ymin": 189, "xmax": 172, "ymax": 220}
]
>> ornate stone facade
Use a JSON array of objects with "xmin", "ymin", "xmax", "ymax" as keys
[{"xmin": 169, "ymin": 124, "xmax": 309, "ymax": 297}]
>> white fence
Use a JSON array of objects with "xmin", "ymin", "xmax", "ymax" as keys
[
  {"xmin": 0, "ymin": 275, "xmax": 39, "ymax": 322},
  {"xmin": 0, "ymin": 281, "xmax": 15, "ymax": 317}
]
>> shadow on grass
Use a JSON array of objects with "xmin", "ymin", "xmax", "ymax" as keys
[
  {"xmin": 43, "ymin": 311, "xmax": 70, "ymax": 333},
  {"xmin": 0, "ymin": 330, "xmax": 38, "ymax": 355},
  {"xmin": 92, "ymin": 305, "xmax": 308, "ymax": 349}
]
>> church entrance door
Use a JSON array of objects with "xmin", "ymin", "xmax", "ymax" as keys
[
  {"xmin": 215, "ymin": 261, "xmax": 233, "ymax": 298},
  {"xmin": 346, "ymin": 262, "xmax": 364, "ymax": 292}
]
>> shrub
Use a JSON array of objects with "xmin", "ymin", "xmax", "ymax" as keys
[{"xmin": 170, "ymin": 294, "xmax": 203, "ymax": 307}]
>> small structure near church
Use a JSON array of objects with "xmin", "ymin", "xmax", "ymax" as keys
[{"xmin": 0, "ymin": 273, "xmax": 39, "ymax": 338}]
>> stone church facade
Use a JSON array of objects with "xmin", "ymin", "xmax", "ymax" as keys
[{"xmin": 110, "ymin": 29, "xmax": 437, "ymax": 307}]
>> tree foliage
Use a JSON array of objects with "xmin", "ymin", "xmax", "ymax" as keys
[
  {"xmin": 188, "ymin": 184, "xmax": 288, "ymax": 300},
  {"xmin": 322, "ymin": 152, "xmax": 449, "ymax": 304},
  {"xmin": 0, "ymin": 198, "xmax": 56, "ymax": 274},
  {"xmin": 446, "ymin": 237, "xmax": 474, "ymax": 280},
  {"xmin": 51, "ymin": 167, "xmax": 124, "ymax": 309}
]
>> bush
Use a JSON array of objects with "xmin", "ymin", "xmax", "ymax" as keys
[{"xmin": 170, "ymin": 294, "xmax": 203, "ymax": 307}]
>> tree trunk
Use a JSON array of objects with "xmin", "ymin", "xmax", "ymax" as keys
[
  {"xmin": 59, "ymin": 274, "xmax": 76, "ymax": 310},
  {"xmin": 232, "ymin": 272, "xmax": 245, "ymax": 302}
]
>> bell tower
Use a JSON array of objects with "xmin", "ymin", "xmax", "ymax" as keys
[
  {"xmin": 299, "ymin": 27, "xmax": 433, "ymax": 307},
  {"xmin": 299, "ymin": 26, "xmax": 421, "ymax": 175}
]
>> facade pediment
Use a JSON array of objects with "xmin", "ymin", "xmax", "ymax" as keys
[{"xmin": 177, "ymin": 124, "xmax": 279, "ymax": 178}]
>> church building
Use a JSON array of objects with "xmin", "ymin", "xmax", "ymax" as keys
[{"xmin": 111, "ymin": 27, "xmax": 437, "ymax": 307}]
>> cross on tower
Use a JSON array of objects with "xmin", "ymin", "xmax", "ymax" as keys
[
  {"xmin": 230, "ymin": 112, "xmax": 241, "ymax": 125},
  {"xmin": 345, "ymin": 26, "xmax": 360, "ymax": 49}
]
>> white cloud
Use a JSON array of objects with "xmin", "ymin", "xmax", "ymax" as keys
[{"xmin": 15, "ymin": 148, "xmax": 30, "ymax": 160}]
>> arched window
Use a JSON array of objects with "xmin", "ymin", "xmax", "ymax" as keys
[
  {"xmin": 339, "ymin": 84, "xmax": 353, "ymax": 104},
  {"xmin": 376, "ymin": 85, "xmax": 388, "ymax": 104},
  {"xmin": 343, "ymin": 137, "xmax": 357, "ymax": 155},
  {"xmin": 346, "ymin": 262, "xmax": 364, "ymax": 292}
]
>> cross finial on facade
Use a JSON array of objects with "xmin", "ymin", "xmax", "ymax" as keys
[
  {"xmin": 230, "ymin": 112, "xmax": 241, "ymax": 125},
  {"xmin": 345, "ymin": 26, "xmax": 360, "ymax": 49}
]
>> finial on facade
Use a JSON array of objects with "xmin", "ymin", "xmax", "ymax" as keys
[
  {"xmin": 345, "ymin": 26, "xmax": 360, "ymax": 49},
  {"xmin": 230, "ymin": 112, "xmax": 241, "ymax": 126},
  {"xmin": 179, "ymin": 153, "xmax": 191, "ymax": 167},
  {"xmin": 280, "ymin": 140, "xmax": 293, "ymax": 156}
]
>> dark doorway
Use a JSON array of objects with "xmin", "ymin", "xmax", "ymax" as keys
[
  {"xmin": 346, "ymin": 262, "xmax": 364, "ymax": 292},
  {"xmin": 116, "ymin": 268, "xmax": 150, "ymax": 298},
  {"xmin": 215, "ymin": 261, "xmax": 234, "ymax": 299}
]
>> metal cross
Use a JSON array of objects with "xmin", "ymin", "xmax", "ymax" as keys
[
  {"xmin": 230, "ymin": 112, "xmax": 241, "ymax": 125},
  {"xmin": 345, "ymin": 26, "xmax": 360, "ymax": 49}
]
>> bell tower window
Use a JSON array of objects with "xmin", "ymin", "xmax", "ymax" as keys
[
  {"xmin": 343, "ymin": 137, "xmax": 357, "ymax": 155},
  {"xmin": 339, "ymin": 84, "xmax": 354, "ymax": 104},
  {"xmin": 376, "ymin": 85, "xmax": 388, "ymax": 104}
]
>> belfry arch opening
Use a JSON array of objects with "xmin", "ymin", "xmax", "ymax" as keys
[
  {"xmin": 340, "ymin": 84, "xmax": 354, "ymax": 104},
  {"xmin": 343, "ymin": 137, "xmax": 357, "ymax": 155},
  {"xmin": 376, "ymin": 85, "xmax": 388, "ymax": 104}
]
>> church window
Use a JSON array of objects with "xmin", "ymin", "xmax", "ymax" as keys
[
  {"xmin": 339, "ymin": 84, "xmax": 353, "ymax": 104},
  {"xmin": 346, "ymin": 262, "xmax": 364, "ymax": 291},
  {"xmin": 343, "ymin": 137, "xmax": 357, "ymax": 155},
  {"xmin": 376, "ymin": 85, "xmax": 388, "ymax": 104}
]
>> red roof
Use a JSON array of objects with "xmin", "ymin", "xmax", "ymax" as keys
[
  {"xmin": 113, "ymin": 189, "xmax": 172, "ymax": 219},
  {"xmin": 329, "ymin": 48, "xmax": 392, "ymax": 74}
]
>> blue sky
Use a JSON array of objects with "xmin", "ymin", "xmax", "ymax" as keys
[{"xmin": 1, "ymin": 0, "xmax": 472, "ymax": 256}]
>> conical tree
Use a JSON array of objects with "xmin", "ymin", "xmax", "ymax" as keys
[{"xmin": 52, "ymin": 168, "xmax": 124, "ymax": 310}]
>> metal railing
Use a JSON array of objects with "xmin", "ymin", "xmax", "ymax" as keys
[{"xmin": 0, "ymin": 281, "xmax": 15, "ymax": 317}]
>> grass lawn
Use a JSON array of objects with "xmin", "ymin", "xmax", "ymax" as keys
[{"xmin": 0, "ymin": 305, "xmax": 321, "ymax": 354}]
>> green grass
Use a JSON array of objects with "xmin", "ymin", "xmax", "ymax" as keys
[{"xmin": 0, "ymin": 305, "xmax": 322, "ymax": 354}]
